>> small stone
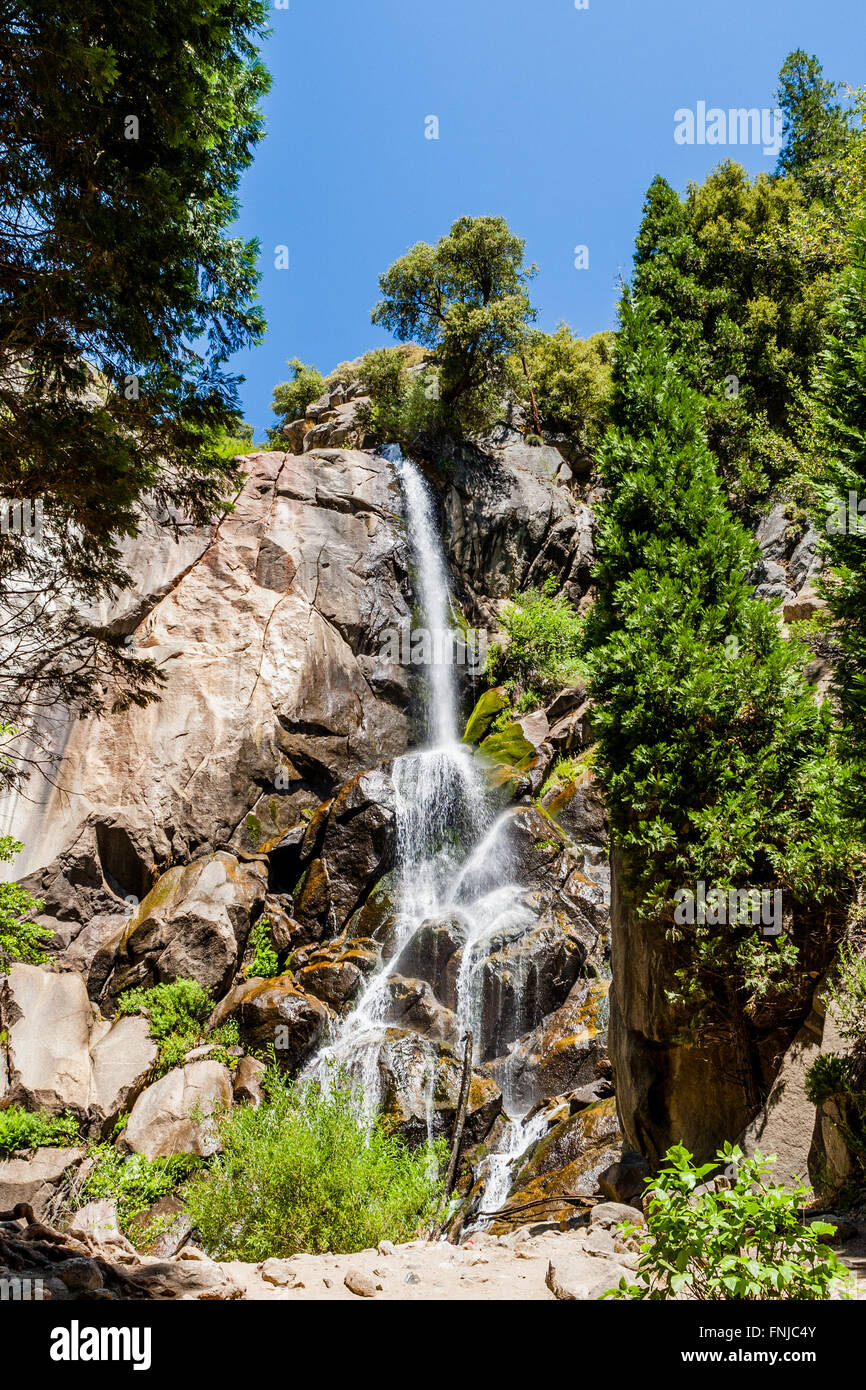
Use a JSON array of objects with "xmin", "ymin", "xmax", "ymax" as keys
[
  {"xmin": 260, "ymin": 1257, "xmax": 299, "ymax": 1287},
  {"xmin": 344, "ymin": 1268, "xmax": 378, "ymax": 1298},
  {"xmin": 404, "ymin": 1270, "xmax": 420, "ymax": 1285},
  {"xmin": 57, "ymin": 1258, "xmax": 104, "ymax": 1293},
  {"xmin": 376, "ymin": 1239, "xmax": 396, "ymax": 1256},
  {"xmin": 322, "ymin": 1277, "xmax": 333, "ymax": 1288}
]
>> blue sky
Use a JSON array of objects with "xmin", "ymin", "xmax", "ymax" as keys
[{"xmin": 231, "ymin": 0, "xmax": 865, "ymax": 441}]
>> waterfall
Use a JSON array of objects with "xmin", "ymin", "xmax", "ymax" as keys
[{"xmin": 307, "ymin": 445, "xmax": 541, "ymax": 1226}]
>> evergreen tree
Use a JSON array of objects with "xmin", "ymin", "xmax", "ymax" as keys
[
  {"xmin": 587, "ymin": 297, "xmax": 853, "ymax": 1024},
  {"xmin": 817, "ymin": 219, "xmax": 866, "ymax": 816},
  {"xmin": 775, "ymin": 49, "xmax": 852, "ymax": 188}
]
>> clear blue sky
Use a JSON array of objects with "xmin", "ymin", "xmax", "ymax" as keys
[{"xmin": 231, "ymin": 0, "xmax": 865, "ymax": 441}]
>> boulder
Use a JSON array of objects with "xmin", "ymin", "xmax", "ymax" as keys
[
  {"xmin": 1, "ymin": 965, "xmax": 92, "ymax": 1116},
  {"xmin": 293, "ymin": 959, "xmax": 363, "ymax": 1010},
  {"xmin": 541, "ymin": 775, "xmax": 607, "ymax": 845},
  {"xmin": 546, "ymin": 1253, "xmax": 632, "ymax": 1300},
  {"xmin": 598, "ymin": 1152, "xmax": 652, "ymax": 1208},
  {"xmin": 232, "ymin": 1055, "xmax": 267, "ymax": 1107},
  {"xmin": 0, "ymin": 1147, "xmax": 85, "ymax": 1220},
  {"xmin": 382, "ymin": 975, "xmax": 459, "ymax": 1044},
  {"xmin": 88, "ymin": 1014, "xmax": 159, "ymax": 1135},
  {"xmin": 122, "ymin": 1060, "xmax": 233, "ymax": 1160},
  {"xmin": 222, "ymin": 976, "xmax": 331, "ymax": 1070},
  {"xmin": 394, "ymin": 915, "xmax": 470, "ymax": 1000},
  {"xmin": 376, "ymin": 1029, "xmax": 501, "ymax": 1147},
  {"xmin": 96, "ymin": 852, "xmax": 267, "ymax": 1001}
]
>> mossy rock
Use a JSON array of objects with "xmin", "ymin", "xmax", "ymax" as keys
[
  {"xmin": 462, "ymin": 687, "xmax": 510, "ymax": 745},
  {"xmin": 478, "ymin": 721, "xmax": 536, "ymax": 770}
]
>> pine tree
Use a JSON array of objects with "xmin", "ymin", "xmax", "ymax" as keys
[
  {"xmin": 587, "ymin": 297, "xmax": 854, "ymax": 1022},
  {"xmin": 818, "ymin": 219, "xmax": 866, "ymax": 816}
]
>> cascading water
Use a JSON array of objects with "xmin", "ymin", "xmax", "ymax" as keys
[{"xmin": 307, "ymin": 444, "xmax": 547, "ymax": 1225}]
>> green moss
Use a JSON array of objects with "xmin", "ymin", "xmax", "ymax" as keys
[
  {"xmin": 478, "ymin": 721, "xmax": 536, "ymax": 769},
  {"xmin": 462, "ymin": 687, "xmax": 511, "ymax": 745},
  {"xmin": 245, "ymin": 814, "xmax": 262, "ymax": 847}
]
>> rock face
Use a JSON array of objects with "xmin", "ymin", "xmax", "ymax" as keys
[
  {"xmin": 9, "ymin": 448, "xmax": 413, "ymax": 961},
  {"xmin": 0, "ymin": 1147, "xmax": 85, "ymax": 1220},
  {"xmin": 608, "ymin": 847, "xmax": 840, "ymax": 1166},
  {"xmin": 0, "ymin": 965, "xmax": 157, "ymax": 1131}
]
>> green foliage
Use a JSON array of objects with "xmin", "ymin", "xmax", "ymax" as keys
[
  {"xmin": 0, "ymin": 833, "xmax": 50, "ymax": 971},
  {"xmin": 269, "ymin": 358, "xmax": 327, "ymax": 443},
  {"xmin": 246, "ymin": 917, "xmax": 279, "ymax": 979},
  {"xmin": 607, "ymin": 1143, "xmax": 849, "ymax": 1300},
  {"xmin": 518, "ymin": 325, "xmax": 613, "ymax": 453},
  {"xmin": 586, "ymin": 300, "xmax": 855, "ymax": 1021},
  {"xmin": 631, "ymin": 162, "xmax": 837, "ymax": 501},
  {"xmin": 0, "ymin": 1104, "xmax": 79, "ymax": 1157},
  {"xmin": 826, "ymin": 939, "xmax": 866, "ymax": 1048},
  {"xmin": 816, "ymin": 220, "xmax": 866, "ymax": 820},
  {"xmin": 487, "ymin": 576, "xmax": 585, "ymax": 697},
  {"xmin": 77, "ymin": 1145, "xmax": 200, "ymax": 1242},
  {"xmin": 0, "ymin": 2, "xmax": 271, "ymax": 774},
  {"xmin": 775, "ymin": 50, "xmax": 854, "ymax": 189},
  {"xmin": 116, "ymin": 978, "xmax": 215, "ymax": 1075},
  {"xmin": 805, "ymin": 1051, "xmax": 858, "ymax": 1106},
  {"xmin": 372, "ymin": 215, "xmax": 536, "ymax": 436},
  {"xmin": 183, "ymin": 1068, "xmax": 445, "ymax": 1260}
]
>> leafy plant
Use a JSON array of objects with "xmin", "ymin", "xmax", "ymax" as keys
[
  {"xmin": 77, "ymin": 1145, "xmax": 200, "ymax": 1241},
  {"xmin": 0, "ymin": 832, "xmax": 51, "ymax": 971},
  {"xmin": 247, "ymin": 917, "xmax": 279, "ymax": 979},
  {"xmin": 517, "ymin": 324, "xmax": 613, "ymax": 453},
  {"xmin": 116, "ymin": 978, "xmax": 215, "ymax": 1075},
  {"xmin": 0, "ymin": 1104, "xmax": 78, "ymax": 1157},
  {"xmin": 487, "ymin": 576, "xmax": 585, "ymax": 697},
  {"xmin": 607, "ymin": 1142, "xmax": 850, "ymax": 1300},
  {"xmin": 826, "ymin": 940, "xmax": 866, "ymax": 1048},
  {"xmin": 183, "ymin": 1067, "xmax": 445, "ymax": 1260},
  {"xmin": 269, "ymin": 357, "xmax": 326, "ymax": 443}
]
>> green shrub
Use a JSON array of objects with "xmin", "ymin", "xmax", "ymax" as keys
[
  {"xmin": 77, "ymin": 1145, "xmax": 201, "ymax": 1241},
  {"xmin": 183, "ymin": 1068, "xmax": 445, "ymax": 1260},
  {"xmin": 518, "ymin": 324, "xmax": 613, "ymax": 452},
  {"xmin": 0, "ymin": 1104, "xmax": 79, "ymax": 1157},
  {"xmin": 827, "ymin": 941, "xmax": 866, "ymax": 1049},
  {"xmin": 0, "ymin": 834, "xmax": 51, "ymax": 971},
  {"xmin": 607, "ymin": 1142, "xmax": 850, "ymax": 1300},
  {"xmin": 116, "ymin": 978, "xmax": 215, "ymax": 1075},
  {"xmin": 247, "ymin": 917, "xmax": 279, "ymax": 979},
  {"xmin": 487, "ymin": 576, "xmax": 585, "ymax": 697},
  {"xmin": 269, "ymin": 357, "xmax": 326, "ymax": 444}
]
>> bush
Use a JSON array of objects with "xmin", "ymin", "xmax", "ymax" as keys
[
  {"xmin": 246, "ymin": 917, "xmax": 279, "ymax": 979},
  {"xmin": 518, "ymin": 324, "xmax": 613, "ymax": 451},
  {"xmin": 183, "ymin": 1068, "xmax": 445, "ymax": 1260},
  {"xmin": 827, "ymin": 940, "xmax": 866, "ymax": 1049},
  {"xmin": 354, "ymin": 346, "xmax": 442, "ymax": 451},
  {"xmin": 607, "ymin": 1142, "xmax": 850, "ymax": 1300},
  {"xmin": 487, "ymin": 576, "xmax": 585, "ymax": 697},
  {"xmin": 77, "ymin": 1145, "xmax": 201, "ymax": 1242},
  {"xmin": 115, "ymin": 978, "xmax": 220, "ymax": 1075},
  {"xmin": 269, "ymin": 357, "xmax": 326, "ymax": 444},
  {"xmin": 0, "ymin": 834, "xmax": 51, "ymax": 971},
  {"xmin": 0, "ymin": 1104, "xmax": 79, "ymax": 1157}
]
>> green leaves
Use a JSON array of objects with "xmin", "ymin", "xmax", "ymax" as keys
[
  {"xmin": 0, "ymin": 833, "xmax": 50, "ymax": 971},
  {"xmin": 608, "ymin": 1142, "xmax": 850, "ymax": 1300}
]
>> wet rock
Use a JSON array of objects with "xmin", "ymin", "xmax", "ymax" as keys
[
  {"xmin": 377, "ymin": 1029, "xmax": 501, "ymax": 1147},
  {"xmin": 395, "ymin": 915, "xmax": 470, "ymax": 1001},
  {"xmin": 292, "ymin": 766, "xmax": 397, "ymax": 935},
  {"xmin": 497, "ymin": 977, "xmax": 610, "ymax": 1106},
  {"xmin": 513, "ymin": 1098, "xmax": 621, "ymax": 1187},
  {"xmin": 122, "ymin": 1060, "xmax": 233, "ymax": 1160},
  {"xmin": 462, "ymin": 687, "xmax": 510, "ymax": 745},
  {"xmin": 382, "ymin": 975, "xmax": 459, "ymax": 1044},
  {"xmin": 294, "ymin": 959, "xmax": 363, "ymax": 1010},
  {"xmin": 226, "ymin": 975, "xmax": 331, "ymax": 1069},
  {"xmin": 541, "ymin": 775, "xmax": 607, "ymax": 845},
  {"xmin": 98, "ymin": 852, "xmax": 267, "ymax": 1002}
]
